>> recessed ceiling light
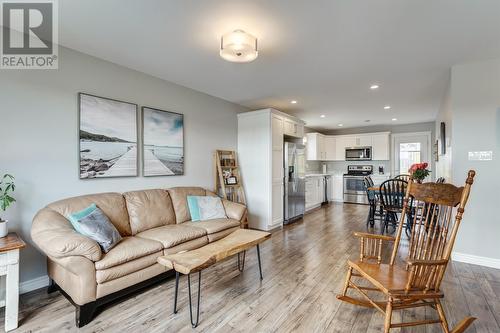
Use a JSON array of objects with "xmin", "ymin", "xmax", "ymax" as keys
[
  {"xmin": 370, "ymin": 84, "xmax": 379, "ymax": 90},
  {"xmin": 320, "ymin": 115, "xmax": 326, "ymax": 118},
  {"xmin": 384, "ymin": 105, "xmax": 391, "ymax": 110},
  {"xmin": 291, "ymin": 100, "xmax": 297, "ymax": 104},
  {"xmin": 392, "ymin": 118, "xmax": 397, "ymax": 121},
  {"xmin": 365, "ymin": 120, "xmax": 371, "ymax": 123},
  {"xmin": 338, "ymin": 123, "xmax": 343, "ymax": 127}
]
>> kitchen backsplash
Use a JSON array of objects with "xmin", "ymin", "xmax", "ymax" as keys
[{"xmin": 306, "ymin": 160, "xmax": 391, "ymax": 175}]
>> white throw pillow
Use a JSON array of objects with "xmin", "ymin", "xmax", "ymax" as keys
[{"xmin": 196, "ymin": 196, "xmax": 227, "ymax": 221}]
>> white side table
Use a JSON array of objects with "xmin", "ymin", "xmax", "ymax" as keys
[{"xmin": 0, "ymin": 233, "xmax": 25, "ymax": 331}]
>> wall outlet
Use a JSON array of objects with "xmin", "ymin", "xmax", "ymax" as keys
[{"xmin": 468, "ymin": 151, "xmax": 493, "ymax": 161}]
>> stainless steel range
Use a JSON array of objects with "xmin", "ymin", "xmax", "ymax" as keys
[{"xmin": 343, "ymin": 165, "xmax": 373, "ymax": 204}]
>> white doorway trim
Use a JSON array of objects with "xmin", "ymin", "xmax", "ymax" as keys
[{"xmin": 391, "ymin": 131, "xmax": 432, "ymax": 177}]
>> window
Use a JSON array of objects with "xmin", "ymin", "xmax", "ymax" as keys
[{"xmin": 399, "ymin": 142, "xmax": 421, "ymax": 173}]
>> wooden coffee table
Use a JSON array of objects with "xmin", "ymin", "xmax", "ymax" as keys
[{"xmin": 157, "ymin": 229, "xmax": 271, "ymax": 328}]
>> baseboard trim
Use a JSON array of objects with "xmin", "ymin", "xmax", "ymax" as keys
[
  {"xmin": 452, "ymin": 252, "xmax": 500, "ymax": 269},
  {"xmin": 20, "ymin": 275, "xmax": 50, "ymax": 294}
]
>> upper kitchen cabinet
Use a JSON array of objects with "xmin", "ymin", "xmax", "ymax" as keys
[
  {"xmin": 283, "ymin": 118, "xmax": 304, "ymax": 138},
  {"xmin": 371, "ymin": 132, "xmax": 390, "ymax": 160},
  {"xmin": 306, "ymin": 133, "xmax": 326, "ymax": 160},
  {"xmin": 306, "ymin": 131, "xmax": 390, "ymax": 161}
]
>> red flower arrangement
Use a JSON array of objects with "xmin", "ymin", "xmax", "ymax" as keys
[{"xmin": 409, "ymin": 162, "xmax": 430, "ymax": 182}]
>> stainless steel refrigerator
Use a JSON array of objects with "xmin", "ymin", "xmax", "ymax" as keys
[{"xmin": 284, "ymin": 142, "xmax": 306, "ymax": 224}]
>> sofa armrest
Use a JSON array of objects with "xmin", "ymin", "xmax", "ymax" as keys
[
  {"xmin": 31, "ymin": 208, "xmax": 102, "ymax": 262},
  {"xmin": 222, "ymin": 199, "xmax": 247, "ymax": 223}
]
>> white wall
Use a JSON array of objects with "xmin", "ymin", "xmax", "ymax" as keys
[
  {"xmin": 0, "ymin": 47, "xmax": 247, "ymax": 286},
  {"xmin": 450, "ymin": 59, "xmax": 500, "ymax": 263}
]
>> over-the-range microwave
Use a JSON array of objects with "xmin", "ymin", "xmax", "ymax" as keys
[{"xmin": 345, "ymin": 146, "xmax": 372, "ymax": 161}]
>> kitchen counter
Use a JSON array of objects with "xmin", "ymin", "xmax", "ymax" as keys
[{"xmin": 305, "ymin": 173, "xmax": 331, "ymax": 177}]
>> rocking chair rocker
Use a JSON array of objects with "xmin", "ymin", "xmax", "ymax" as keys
[{"xmin": 337, "ymin": 170, "xmax": 476, "ymax": 333}]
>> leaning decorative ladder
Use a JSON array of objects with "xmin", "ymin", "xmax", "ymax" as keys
[
  {"xmin": 214, "ymin": 150, "xmax": 246, "ymax": 205},
  {"xmin": 337, "ymin": 170, "xmax": 477, "ymax": 333}
]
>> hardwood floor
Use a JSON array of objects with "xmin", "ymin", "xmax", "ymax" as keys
[{"xmin": 3, "ymin": 203, "xmax": 499, "ymax": 332}]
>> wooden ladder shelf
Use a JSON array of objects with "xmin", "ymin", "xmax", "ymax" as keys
[{"xmin": 214, "ymin": 150, "xmax": 246, "ymax": 205}]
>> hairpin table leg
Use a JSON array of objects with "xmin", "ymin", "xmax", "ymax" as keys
[
  {"xmin": 256, "ymin": 244, "xmax": 263, "ymax": 280},
  {"xmin": 173, "ymin": 271, "xmax": 179, "ymax": 314},
  {"xmin": 237, "ymin": 251, "xmax": 246, "ymax": 272},
  {"xmin": 188, "ymin": 271, "xmax": 202, "ymax": 328}
]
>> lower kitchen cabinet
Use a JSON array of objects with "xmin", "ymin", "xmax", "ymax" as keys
[
  {"xmin": 305, "ymin": 176, "xmax": 324, "ymax": 211},
  {"xmin": 331, "ymin": 175, "xmax": 344, "ymax": 202}
]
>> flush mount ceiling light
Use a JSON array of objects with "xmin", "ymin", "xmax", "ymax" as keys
[
  {"xmin": 384, "ymin": 105, "xmax": 391, "ymax": 110},
  {"xmin": 220, "ymin": 30, "xmax": 258, "ymax": 63},
  {"xmin": 338, "ymin": 123, "xmax": 344, "ymax": 127},
  {"xmin": 392, "ymin": 118, "xmax": 398, "ymax": 121},
  {"xmin": 370, "ymin": 84, "xmax": 379, "ymax": 90},
  {"xmin": 290, "ymin": 100, "xmax": 297, "ymax": 104},
  {"xmin": 320, "ymin": 115, "xmax": 326, "ymax": 118}
]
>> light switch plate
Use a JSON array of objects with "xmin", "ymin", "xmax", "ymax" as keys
[{"xmin": 468, "ymin": 151, "xmax": 493, "ymax": 161}]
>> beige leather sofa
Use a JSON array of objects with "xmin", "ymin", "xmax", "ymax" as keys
[{"xmin": 31, "ymin": 187, "xmax": 247, "ymax": 327}]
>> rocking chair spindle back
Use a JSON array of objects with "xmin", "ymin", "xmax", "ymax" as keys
[{"xmin": 338, "ymin": 170, "xmax": 477, "ymax": 333}]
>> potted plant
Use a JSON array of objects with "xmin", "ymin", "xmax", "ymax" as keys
[
  {"xmin": 408, "ymin": 163, "xmax": 431, "ymax": 183},
  {"xmin": 0, "ymin": 174, "xmax": 15, "ymax": 237}
]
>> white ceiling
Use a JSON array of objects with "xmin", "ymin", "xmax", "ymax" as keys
[{"xmin": 59, "ymin": 0, "xmax": 500, "ymax": 130}]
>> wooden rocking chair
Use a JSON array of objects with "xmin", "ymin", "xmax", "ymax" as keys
[{"xmin": 337, "ymin": 170, "xmax": 476, "ymax": 333}]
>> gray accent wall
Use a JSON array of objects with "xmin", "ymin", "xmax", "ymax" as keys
[
  {"xmin": 0, "ymin": 47, "xmax": 247, "ymax": 286},
  {"xmin": 449, "ymin": 59, "xmax": 500, "ymax": 261}
]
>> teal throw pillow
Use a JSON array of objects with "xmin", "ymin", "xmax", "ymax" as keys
[{"xmin": 187, "ymin": 196, "xmax": 227, "ymax": 221}]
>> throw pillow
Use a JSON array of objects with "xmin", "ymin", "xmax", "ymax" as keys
[
  {"xmin": 68, "ymin": 203, "xmax": 122, "ymax": 253},
  {"xmin": 187, "ymin": 196, "xmax": 227, "ymax": 221}
]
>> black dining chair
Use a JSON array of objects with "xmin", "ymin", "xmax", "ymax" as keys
[
  {"xmin": 379, "ymin": 179, "xmax": 409, "ymax": 234},
  {"xmin": 394, "ymin": 174, "xmax": 410, "ymax": 182},
  {"xmin": 436, "ymin": 177, "xmax": 445, "ymax": 184},
  {"xmin": 363, "ymin": 177, "xmax": 377, "ymax": 227}
]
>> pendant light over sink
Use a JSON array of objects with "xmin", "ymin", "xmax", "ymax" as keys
[{"xmin": 220, "ymin": 30, "xmax": 258, "ymax": 63}]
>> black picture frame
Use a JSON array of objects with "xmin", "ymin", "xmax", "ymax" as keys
[{"xmin": 440, "ymin": 122, "xmax": 446, "ymax": 155}]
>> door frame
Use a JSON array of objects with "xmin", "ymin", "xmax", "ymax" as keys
[{"xmin": 391, "ymin": 131, "xmax": 432, "ymax": 177}]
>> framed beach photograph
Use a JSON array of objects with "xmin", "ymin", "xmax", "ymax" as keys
[
  {"xmin": 142, "ymin": 107, "xmax": 184, "ymax": 176},
  {"xmin": 79, "ymin": 93, "xmax": 138, "ymax": 179}
]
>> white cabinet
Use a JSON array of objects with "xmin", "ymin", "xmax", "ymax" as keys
[
  {"xmin": 308, "ymin": 132, "xmax": 390, "ymax": 161},
  {"xmin": 331, "ymin": 175, "xmax": 344, "ymax": 202},
  {"xmin": 306, "ymin": 133, "xmax": 327, "ymax": 160},
  {"xmin": 371, "ymin": 133, "xmax": 390, "ymax": 160},
  {"xmin": 324, "ymin": 136, "xmax": 336, "ymax": 161},
  {"xmin": 238, "ymin": 108, "xmax": 305, "ymax": 231},
  {"xmin": 305, "ymin": 176, "xmax": 324, "ymax": 211},
  {"xmin": 284, "ymin": 118, "xmax": 304, "ymax": 138},
  {"xmin": 356, "ymin": 135, "xmax": 372, "ymax": 147},
  {"xmin": 272, "ymin": 115, "xmax": 283, "ymax": 150}
]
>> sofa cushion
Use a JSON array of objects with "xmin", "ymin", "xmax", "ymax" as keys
[
  {"xmin": 163, "ymin": 236, "xmax": 209, "ymax": 255},
  {"xmin": 96, "ymin": 251, "xmax": 162, "ymax": 283},
  {"xmin": 47, "ymin": 192, "xmax": 132, "ymax": 236},
  {"xmin": 207, "ymin": 226, "xmax": 240, "ymax": 242},
  {"xmin": 183, "ymin": 218, "xmax": 240, "ymax": 234},
  {"xmin": 168, "ymin": 187, "xmax": 207, "ymax": 223},
  {"xmin": 95, "ymin": 236, "xmax": 163, "ymax": 270},
  {"xmin": 124, "ymin": 189, "xmax": 176, "ymax": 234},
  {"xmin": 136, "ymin": 224, "xmax": 207, "ymax": 249}
]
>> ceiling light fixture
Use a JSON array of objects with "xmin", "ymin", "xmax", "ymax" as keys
[
  {"xmin": 370, "ymin": 84, "xmax": 379, "ymax": 90},
  {"xmin": 384, "ymin": 105, "xmax": 391, "ymax": 110},
  {"xmin": 338, "ymin": 123, "xmax": 343, "ymax": 127},
  {"xmin": 291, "ymin": 100, "xmax": 297, "ymax": 104},
  {"xmin": 320, "ymin": 115, "xmax": 326, "ymax": 118},
  {"xmin": 392, "ymin": 118, "xmax": 397, "ymax": 121},
  {"xmin": 220, "ymin": 30, "xmax": 258, "ymax": 63}
]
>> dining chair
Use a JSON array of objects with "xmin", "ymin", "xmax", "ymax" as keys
[
  {"xmin": 337, "ymin": 170, "xmax": 477, "ymax": 332},
  {"xmin": 394, "ymin": 174, "xmax": 410, "ymax": 182},
  {"xmin": 379, "ymin": 179, "xmax": 409, "ymax": 234},
  {"xmin": 436, "ymin": 177, "xmax": 446, "ymax": 184},
  {"xmin": 364, "ymin": 177, "xmax": 377, "ymax": 227}
]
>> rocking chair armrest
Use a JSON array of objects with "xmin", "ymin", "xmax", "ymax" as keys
[
  {"xmin": 406, "ymin": 259, "xmax": 448, "ymax": 267},
  {"xmin": 353, "ymin": 232, "xmax": 395, "ymax": 242}
]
